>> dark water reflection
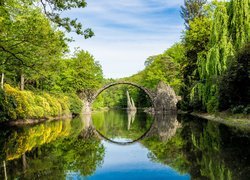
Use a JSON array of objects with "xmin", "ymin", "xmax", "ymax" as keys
[{"xmin": 0, "ymin": 111, "xmax": 250, "ymax": 179}]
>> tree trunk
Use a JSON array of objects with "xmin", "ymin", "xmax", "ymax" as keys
[
  {"xmin": 1, "ymin": 72, "xmax": 4, "ymax": 89},
  {"xmin": 22, "ymin": 153, "xmax": 27, "ymax": 172},
  {"xmin": 20, "ymin": 73, "xmax": 24, "ymax": 91},
  {"xmin": 3, "ymin": 160, "xmax": 7, "ymax": 180}
]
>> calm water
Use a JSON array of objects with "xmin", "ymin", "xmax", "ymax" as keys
[{"xmin": 0, "ymin": 110, "xmax": 250, "ymax": 179}]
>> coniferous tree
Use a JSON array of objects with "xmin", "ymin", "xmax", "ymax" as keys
[{"xmin": 181, "ymin": 0, "xmax": 207, "ymax": 29}]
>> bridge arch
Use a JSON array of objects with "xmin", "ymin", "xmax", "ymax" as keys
[{"xmin": 91, "ymin": 81, "xmax": 155, "ymax": 107}]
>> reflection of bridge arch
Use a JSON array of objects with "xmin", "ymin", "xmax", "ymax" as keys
[
  {"xmin": 91, "ymin": 81, "xmax": 155, "ymax": 106},
  {"xmin": 80, "ymin": 113, "xmax": 180, "ymax": 145},
  {"xmin": 93, "ymin": 117, "xmax": 156, "ymax": 145}
]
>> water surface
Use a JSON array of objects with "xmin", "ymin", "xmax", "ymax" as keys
[{"xmin": 0, "ymin": 110, "xmax": 250, "ymax": 179}]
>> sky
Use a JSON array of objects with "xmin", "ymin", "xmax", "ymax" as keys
[{"xmin": 65, "ymin": 0, "xmax": 185, "ymax": 79}]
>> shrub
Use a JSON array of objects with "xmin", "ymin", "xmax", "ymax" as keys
[
  {"xmin": 206, "ymin": 96, "xmax": 219, "ymax": 113},
  {"xmin": 1, "ymin": 84, "xmax": 83, "ymax": 121},
  {"xmin": 231, "ymin": 105, "xmax": 245, "ymax": 114},
  {"xmin": 243, "ymin": 106, "xmax": 250, "ymax": 115},
  {"xmin": 67, "ymin": 93, "xmax": 83, "ymax": 115},
  {"xmin": 0, "ymin": 88, "xmax": 16, "ymax": 121}
]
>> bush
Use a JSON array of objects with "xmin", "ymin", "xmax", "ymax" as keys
[
  {"xmin": 231, "ymin": 105, "xmax": 245, "ymax": 114},
  {"xmin": 1, "ymin": 84, "xmax": 83, "ymax": 121},
  {"xmin": 243, "ymin": 106, "xmax": 250, "ymax": 115},
  {"xmin": 67, "ymin": 93, "xmax": 83, "ymax": 115},
  {"xmin": 206, "ymin": 96, "xmax": 219, "ymax": 113},
  {"xmin": 0, "ymin": 88, "xmax": 17, "ymax": 121}
]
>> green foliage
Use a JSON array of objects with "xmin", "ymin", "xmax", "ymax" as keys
[
  {"xmin": 5, "ymin": 119, "xmax": 73, "ymax": 160},
  {"xmin": 218, "ymin": 43, "xmax": 250, "ymax": 110},
  {"xmin": 0, "ymin": 84, "xmax": 82, "ymax": 120},
  {"xmin": 92, "ymin": 84, "xmax": 152, "ymax": 110},
  {"xmin": 47, "ymin": 50, "xmax": 103, "ymax": 97},
  {"xmin": 142, "ymin": 131, "xmax": 189, "ymax": 175},
  {"xmin": 0, "ymin": 117, "xmax": 104, "ymax": 178},
  {"xmin": 228, "ymin": 0, "xmax": 250, "ymax": 50},
  {"xmin": 165, "ymin": 43, "xmax": 186, "ymax": 64},
  {"xmin": 230, "ymin": 105, "xmax": 245, "ymax": 114},
  {"xmin": 181, "ymin": 0, "xmax": 208, "ymax": 29},
  {"xmin": 0, "ymin": 1, "xmax": 100, "ymax": 121},
  {"xmin": 206, "ymin": 96, "xmax": 219, "ymax": 113},
  {"xmin": 92, "ymin": 110, "xmax": 153, "ymax": 140},
  {"xmin": 126, "ymin": 43, "xmax": 183, "ymax": 94},
  {"xmin": 180, "ymin": 14, "xmax": 211, "ymax": 110},
  {"xmin": 190, "ymin": 122, "xmax": 233, "ymax": 180},
  {"xmin": 0, "ymin": 0, "xmax": 93, "ymax": 37},
  {"xmin": 66, "ymin": 93, "xmax": 83, "ymax": 115},
  {"xmin": 0, "ymin": 1, "xmax": 68, "ymax": 85},
  {"xmin": 0, "ymin": 87, "xmax": 17, "ymax": 121},
  {"xmin": 243, "ymin": 106, "xmax": 250, "ymax": 114},
  {"xmin": 189, "ymin": 0, "xmax": 250, "ymax": 112}
]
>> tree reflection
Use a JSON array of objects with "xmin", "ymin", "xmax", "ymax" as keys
[
  {"xmin": 92, "ymin": 110, "xmax": 153, "ymax": 141},
  {"xmin": 0, "ymin": 117, "xmax": 105, "ymax": 179},
  {"xmin": 142, "ymin": 113, "xmax": 189, "ymax": 174},
  {"xmin": 143, "ymin": 114, "xmax": 250, "ymax": 179}
]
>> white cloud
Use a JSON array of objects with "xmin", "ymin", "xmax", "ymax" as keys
[{"xmin": 64, "ymin": 0, "xmax": 185, "ymax": 78}]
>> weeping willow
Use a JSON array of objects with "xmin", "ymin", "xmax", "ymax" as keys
[
  {"xmin": 192, "ymin": 2, "xmax": 234, "ymax": 112},
  {"xmin": 191, "ymin": 0, "xmax": 250, "ymax": 112},
  {"xmin": 229, "ymin": 0, "xmax": 250, "ymax": 51}
]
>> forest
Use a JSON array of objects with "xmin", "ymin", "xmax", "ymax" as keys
[{"xmin": 0, "ymin": 0, "xmax": 249, "ymax": 121}]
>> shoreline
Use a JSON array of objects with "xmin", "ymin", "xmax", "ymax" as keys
[
  {"xmin": 7, "ymin": 114, "xmax": 73, "ymax": 126},
  {"xmin": 189, "ymin": 111, "xmax": 250, "ymax": 131}
]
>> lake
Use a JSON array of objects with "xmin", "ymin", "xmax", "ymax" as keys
[{"xmin": 0, "ymin": 110, "xmax": 250, "ymax": 179}]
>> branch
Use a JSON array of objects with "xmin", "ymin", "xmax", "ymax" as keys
[{"xmin": 0, "ymin": 45, "xmax": 35, "ymax": 68}]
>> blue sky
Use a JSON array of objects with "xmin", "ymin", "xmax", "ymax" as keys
[{"xmin": 65, "ymin": 0, "xmax": 185, "ymax": 78}]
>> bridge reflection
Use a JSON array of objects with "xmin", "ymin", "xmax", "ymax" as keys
[{"xmin": 80, "ymin": 111, "xmax": 180, "ymax": 145}]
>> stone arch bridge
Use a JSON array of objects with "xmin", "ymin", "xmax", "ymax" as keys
[{"xmin": 83, "ymin": 81, "xmax": 180, "ymax": 114}]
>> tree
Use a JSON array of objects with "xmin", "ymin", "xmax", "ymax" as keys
[
  {"xmin": 219, "ymin": 43, "xmax": 250, "ymax": 109},
  {"xmin": 56, "ymin": 50, "xmax": 103, "ymax": 99},
  {"xmin": 0, "ymin": 0, "xmax": 93, "ymax": 38},
  {"xmin": 181, "ymin": 0, "xmax": 207, "ymax": 29},
  {"xmin": 194, "ymin": 1, "xmax": 234, "ymax": 112},
  {"xmin": 228, "ymin": 0, "xmax": 250, "ymax": 51},
  {"xmin": 192, "ymin": 0, "xmax": 250, "ymax": 112},
  {"xmin": 0, "ymin": 2, "xmax": 68, "ymax": 90},
  {"xmin": 180, "ymin": 16, "xmax": 211, "ymax": 110}
]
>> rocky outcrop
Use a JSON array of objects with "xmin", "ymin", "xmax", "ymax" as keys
[
  {"xmin": 126, "ymin": 90, "xmax": 136, "ymax": 111},
  {"xmin": 154, "ymin": 81, "xmax": 179, "ymax": 112}
]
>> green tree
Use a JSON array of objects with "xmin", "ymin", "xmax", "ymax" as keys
[
  {"xmin": 0, "ymin": 0, "xmax": 93, "ymax": 37},
  {"xmin": 219, "ymin": 43, "xmax": 250, "ymax": 110},
  {"xmin": 0, "ymin": 2, "xmax": 67, "ymax": 90},
  {"xmin": 194, "ymin": 1, "xmax": 234, "ymax": 112},
  {"xmin": 180, "ymin": 16, "xmax": 211, "ymax": 110},
  {"xmin": 228, "ymin": 0, "xmax": 250, "ymax": 50},
  {"xmin": 181, "ymin": 0, "xmax": 207, "ymax": 29},
  {"xmin": 56, "ymin": 50, "xmax": 103, "ymax": 98}
]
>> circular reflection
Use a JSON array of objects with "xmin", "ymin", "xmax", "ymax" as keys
[{"xmin": 91, "ymin": 110, "xmax": 154, "ymax": 144}]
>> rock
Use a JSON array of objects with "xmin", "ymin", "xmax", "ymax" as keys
[{"xmin": 154, "ymin": 81, "xmax": 179, "ymax": 111}]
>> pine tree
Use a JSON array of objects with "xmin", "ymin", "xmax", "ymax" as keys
[{"xmin": 181, "ymin": 0, "xmax": 207, "ymax": 29}]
